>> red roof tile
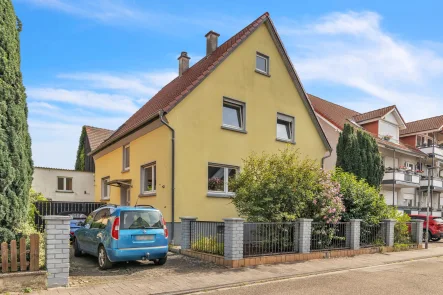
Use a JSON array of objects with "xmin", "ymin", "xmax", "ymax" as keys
[
  {"xmin": 401, "ymin": 115, "xmax": 443, "ymax": 136},
  {"xmin": 308, "ymin": 94, "xmax": 360, "ymax": 129},
  {"xmin": 93, "ymin": 13, "xmax": 270, "ymax": 153},
  {"xmin": 352, "ymin": 105, "xmax": 396, "ymax": 123},
  {"xmin": 84, "ymin": 126, "xmax": 114, "ymax": 151}
]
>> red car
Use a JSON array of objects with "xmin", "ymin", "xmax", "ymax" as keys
[{"xmin": 409, "ymin": 215, "xmax": 443, "ymax": 241}]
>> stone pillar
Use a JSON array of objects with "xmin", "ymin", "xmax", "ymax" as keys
[
  {"xmin": 411, "ymin": 219, "xmax": 424, "ymax": 246},
  {"xmin": 180, "ymin": 216, "xmax": 197, "ymax": 250},
  {"xmin": 347, "ymin": 219, "xmax": 362, "ymax": 250},
  {"xmin": 223, "ymin": 218, "xmax": 244, "ymax": 260},
  {"xmin": 298, "ymin": 218, "xmax": 313, "ymax": 253},
  {"xmin": 383, "ymin": 219, "xmax": 396, "ymax": 247},
  {"xmin": 43, "ymin": 215, "xmax": 72, "ymax": 288}
]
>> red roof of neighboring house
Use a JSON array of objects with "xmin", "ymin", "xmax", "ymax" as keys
[
  {"xmin": 84, "ymin": 126, "xmax": 114, "ymax": 151},
  {"xmin": 401, "ymin": 115, "xmax": 443, "ymax": 136},
  {"xmin": 353, "ymin": 105, "xmax": 395, "ymax": 123},
  {"xmin": 308, "ymin": 94, "xmax": 360, "ymax": 129},
  {"xmin": 308, "ymin": 94, "xmax": 424, "ymax": 156},
  {"xmin": 93, "ymin": 13, "xmax": 269, "ymax": 153},
  {"xmin": 92, "ymin": 12, "xmax": 330, "ymax": 154}
]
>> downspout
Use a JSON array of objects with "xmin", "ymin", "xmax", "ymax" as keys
[
  {"xmin": 159, "ymin": 110, "xmax": 175, "ymax": 244},
  {"xmin": 321, "ymin": 150, "xmax": 332, "ymax": 169},
  {"xmin": 393, "ymin": 148, "xmax": 396, "ymax": 207}
]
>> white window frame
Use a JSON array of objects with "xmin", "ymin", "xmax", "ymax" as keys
[
  {"xmin": 256, "ymin": 52, "xmax": 269, "ymax": 75},
  {"xmin": 101, "ymin": 176, "xmax": 110, "ymax": 200},
  {"xmin": 57, "ymin": 177, "xmax": 73, "ymax": 192},
  {"xmin": 276, "ymin": 113, "xmax": 295, "ymax": 143},
  {"xmin": 123, "ymin": 144, "xmax": 130, "ymax": 171},
  {"xmin": 405, "ymin": 162, "xmax": 414, "ymax": 171},
  {"xmin": 222, "ymin": 97, "xmax": 246, "ymax": 132},
  {"xmin": 141, "ymin": 162, "xmax": 156, "ymax": 196},
  {"xmin": 207, "ymin": 163, "xmax": 238, "ymax": 198}
]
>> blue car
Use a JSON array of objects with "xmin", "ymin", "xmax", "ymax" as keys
[{"xmin": 73, "ymin": 205, "xmax": 169, "ymax": 270}]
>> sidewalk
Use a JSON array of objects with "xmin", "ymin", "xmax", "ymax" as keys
[{"xmin": 37, "ymin": 246, "xmax": 443, "ymax": 295}]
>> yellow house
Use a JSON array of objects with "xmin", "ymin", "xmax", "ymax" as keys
[{"xmin": 90, "ymin": 12, "xmax": 331, "ymax": 243}]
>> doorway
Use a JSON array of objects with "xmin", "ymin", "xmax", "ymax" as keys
[{"xmin": 120, "ymin": 187, "xmax": 131, "ymax": 206}]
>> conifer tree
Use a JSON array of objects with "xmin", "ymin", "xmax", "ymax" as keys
[{"xmin": 0, "ymin": 0, "xmax": 33, "ymax": 239}]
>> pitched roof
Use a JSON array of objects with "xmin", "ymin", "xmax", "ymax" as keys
[
  {"xmin": 84, "ymin": 126, "xmax": 114, "ymax": 151},
  {"xmin": 92, "ymin": 12, "xmax": 331, "ymax": 154},
  {"xmin": 352, "ymin": 105, "xmax": 396, "ymax": 123},
  {"xmin": 401, "ymin": 115, "xmax": 443, "ymax": 136},
  {"xmin": 308, "ymin": 94, "xmax": 360, "ymax": 129},
  {"xmin": 308, "ymin": 94, "xmax": 424, "ymax": 156}
]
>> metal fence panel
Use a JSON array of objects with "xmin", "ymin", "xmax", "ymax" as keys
[
  {"xmin": 360, "ymin": 222, "xmax": 386, "ymax": 248},
  {"xmin": 243, "ymin": 222, "xmax": 299, "ymax": 257},
  {"xmin": 311, "ymin": 222, "xmax": 349, "ymax": 251},
  {"xmin": 190, "ymin": 221, "xmax": 225, "ymax": 255}
]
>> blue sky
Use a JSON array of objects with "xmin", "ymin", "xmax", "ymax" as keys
[{"xmin": 13, "ymin": 0, "xmax": 443, "ymax": 169}]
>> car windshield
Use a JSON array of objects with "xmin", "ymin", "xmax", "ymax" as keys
[
  {"xmin": 121, "ymin": 211, "xmax": 163, "ymax": 229},
  {"xmin": 433, "ymin": 218, "xmax": 443, "ymax": 223}
]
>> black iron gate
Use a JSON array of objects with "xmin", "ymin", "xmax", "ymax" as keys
[{"xmin": 34, "ymin": 201, "xmax": 105, "ymax": 231}]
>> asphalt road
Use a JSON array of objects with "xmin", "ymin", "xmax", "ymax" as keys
[{"xmin": 196, "ymin": 257, "xmax": 443, "ymax": 295}]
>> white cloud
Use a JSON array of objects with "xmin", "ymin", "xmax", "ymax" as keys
[
  {"xmin": 27, "ymin": 88, "xmax": 138, "ymax": 113},
  {"xmin": 58, "ymin": 71, "xmax": 177, "ymax": 96},
  {"xmin": 28, "ymin": 101, "xmax": 59, "ymax": 110},
  {"xmin": 279, "ymin": 11, "xmax": 443, "ymax": 121}
]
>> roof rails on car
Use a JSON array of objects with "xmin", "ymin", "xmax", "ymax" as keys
[{"xmin": 135, "ymin": 205, "xmax": 155, "ymax": 209}]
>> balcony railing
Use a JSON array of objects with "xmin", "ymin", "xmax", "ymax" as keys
[
  {"xmin": 417, "ymin": 144, "xmax": 443, "ymax": 158},
  {"xmin": 383, "ymin": 170, "xmax": 420, "ymax": 184},
  {"xmin": 420, "ymin": 177, "xmax": 443, "ymax": 190}
]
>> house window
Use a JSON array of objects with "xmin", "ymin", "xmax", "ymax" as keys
[
  {"xmin": 123, "ymin": 144, "xmax": 130, "ymax": 171},
  {"xmin": 207, "ymin": 164, "xmax": 238, "ymax": 197},
  {"xmin": 222, "ymin": 98, "xmax": 246, "ymax": 132},
  {"xmin": 101, "ymin": 176, "xmax": 110, "ymax": 200},
  {"xmin": 405, "ymin": 162, "xmax": 414, "ymax": 171},
  {"xmin": 256, "ymin": 52, "xmax": 269, "ymax": 75},
  {"xmin": 141, "ymin": 163, "xmax": 156, "ymax": 195},
  {"xmin": 57, "ymin": 177, "xmax": 73, "ymax": 191},
  {"xmin": 276, "ymin": 113, "xmax": 295, "ymax": 142}
]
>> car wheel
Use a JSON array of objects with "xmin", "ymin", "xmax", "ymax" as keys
[
  {"xmin": 154, "ymin": 256, "xmax": 167, "ymax": 266},
  {"xmin": 98, "ymin": 246, "xmax": 113, "ymax": 270},
  {"xmin": 73, "ymin": 239, "xmax": 82, "ymax": 257},
  {"xmin": 423, "ymin": 230, "xmax": 433, "ymax": 242},
  {"xmin": 432, "ymin": 237, "xmax": 441, "ymax": 242}
]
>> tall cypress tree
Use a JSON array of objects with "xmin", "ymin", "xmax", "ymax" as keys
[
  {"xmin": 336, "ymin": 124, "xmax": 383, "ymax": 188},
  {"xmin": 0, "ymin": 0, "xmax": 33, "ymax": 238},
  {"xmin": 75, "ymin": 126, "xmax": 86, "ymax": 171}
]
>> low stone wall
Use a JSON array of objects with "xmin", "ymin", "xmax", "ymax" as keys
[
  {"xmin": 182, "ymin": 244, "xmax": 421, "ymax": 268},
  {"xmin": 0, "ymin": 271, "xmax": 46, "ymax": 293}
]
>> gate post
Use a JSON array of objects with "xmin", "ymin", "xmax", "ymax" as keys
[
  {"xmin": 180, "ymin": 217, "xmax": 197, "ymax": 250},
  {"xmin": 43, "ymin": 215, "xmax": 72, "ymax": 288}
]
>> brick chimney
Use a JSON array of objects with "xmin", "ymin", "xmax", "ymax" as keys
[
  {"xmin": 178, "ymin": 51, "xmax": 190, "ymax": 76},
  {"xmin": 205, "ymin": 31, "xmax": 220, "ymax": 55}
]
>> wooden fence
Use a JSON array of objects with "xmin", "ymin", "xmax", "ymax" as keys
[{"xmin": 0, "ymin": 234, "xmax": 40, "ymax": 273}]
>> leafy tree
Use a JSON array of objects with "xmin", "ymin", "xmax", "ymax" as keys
[
  {"xmin": 332, "ymin": 169, "xmax": 389, "ymax": 224},
  {"xmin": 231, "ymin": 148, "xmax": 345, "ymax": 223},
  {"xmin": 336, "ymin": 124, "xmax": 384, "ymax": 187},
  {"xmin": 75, "ymin": 126, "xmax": 86, "ymax": 170},
  {"xmin": 0, "ymin": 0, "xmax": 33, "ymax": 234}
]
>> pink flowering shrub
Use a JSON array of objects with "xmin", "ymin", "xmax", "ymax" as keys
[{"xmin": 231, "ymin": 147, "xmax": 345, "ymax": 223}]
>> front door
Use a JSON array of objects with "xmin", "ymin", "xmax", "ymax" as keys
[{"xmin": 120, "ymin": 187, "xmax": 131, "ymax": 206}]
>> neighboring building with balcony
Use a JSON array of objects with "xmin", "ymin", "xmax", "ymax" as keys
[
  {"xmin": 400, "ymin": 115, "xmax": 443, "ymax": 215},
  {"xmin": 308, "ymin": 95, "xmax": 438, "ymax": 215}
]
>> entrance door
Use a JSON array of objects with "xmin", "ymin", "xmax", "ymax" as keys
[{"xmin": 120, "ymin": 187, "xmax": 131, "ymax": 206}]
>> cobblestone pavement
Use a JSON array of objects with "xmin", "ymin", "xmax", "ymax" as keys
[{"xmin": 32, "ymin": 244, "xmax": 443, "ymax": 295}]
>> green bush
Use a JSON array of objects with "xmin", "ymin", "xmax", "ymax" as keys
[
  {"xmin": 230, "ymin": 148, "xmax": 344, "ymax": 223},
  {"xmin": 0, "ymin": 227, "xmax": 15, "ymax": 243},
  {"xmin": 332, "ymin": 169, "xmax": 389, "ymax": 224},
  {"xmin": 191, "ymin": 237, "xmax": 224, "ymax": 256}
]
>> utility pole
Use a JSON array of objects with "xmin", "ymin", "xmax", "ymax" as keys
[{"xmin": 425, "ymin": 132, "xmax": 435, "ymax": 249}]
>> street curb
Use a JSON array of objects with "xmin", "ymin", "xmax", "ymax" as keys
[{"xmin": 156, "ymin": 253, "xmax": 443, "ymax": 295}]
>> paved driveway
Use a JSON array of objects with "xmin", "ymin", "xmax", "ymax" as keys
[{"xmin": 69, "ymin": 247, "xmax": 225, "ymax": 287}]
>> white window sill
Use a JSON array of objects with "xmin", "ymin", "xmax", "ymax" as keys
[
  {"xmin": 255, "ymin": 69, "xmax": 271, "ymax": 77},
  {"xmin": 139, "ymin": 192, "xmax": 156, "ymax": 197},
  {"xmin": 221, "ymin": 125, "xmax": 247, "ymax": 134},
  {"xmin": 207, "ymin": 192, "xmax": 235, "ymax": 198},
  {"xmin": 56, "ymin": 190, "xmax": 74, "ymax": 193},
  {"xmin": 101, "ymin": 197, "xmax": 110, "ymax": 201},
  {"xmin": 121, "ymin": 168, "xmax": 130, "ymax": 173},
  {"xmin": 276, "ymin": 138, "xmax": 295, "ymax": 144}
]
